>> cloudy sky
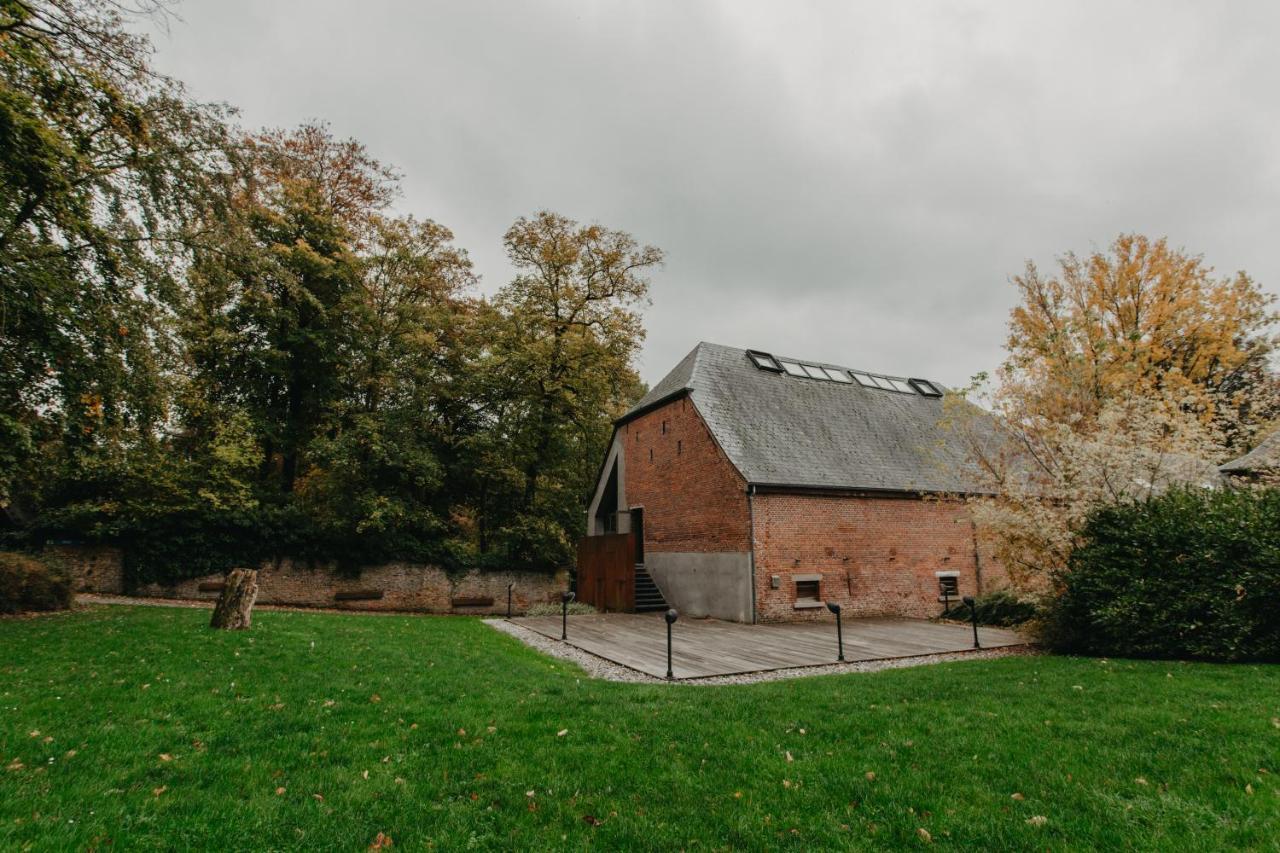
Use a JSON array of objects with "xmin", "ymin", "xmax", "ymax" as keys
[{"xmin": 138, "ymin": 1, "xmax": 1280, "ymax": 387}]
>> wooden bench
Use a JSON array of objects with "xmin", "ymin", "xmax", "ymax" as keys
[
  {"xmin": 197, "ymin": 581, "xmax": 225, "ymax": 593},
  {"xmin": 451, "ymin": 596, "xmax": 495, "ymax": 608},
  {"xmin": 334, "ymin": 589, "xmax": 384, "ymax": 602}
]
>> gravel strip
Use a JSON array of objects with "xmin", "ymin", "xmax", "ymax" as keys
[{"xmin": 485, "ymin": 618, "xmax": 1038, "ymax": 685}]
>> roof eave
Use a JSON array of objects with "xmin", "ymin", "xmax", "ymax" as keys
[{"xmin": 614, "ymin": 388, "xmax": 691, "ymax": 427}]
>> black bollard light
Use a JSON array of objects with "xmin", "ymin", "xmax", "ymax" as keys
[
  {"xmin": 507, "ymin": 582, "xmax": 514, "ymax": 618},
  {"xmin": 826, "ymin": 601, "xmax": 845, "ymax": 661},
  {"xmin": 664, "ymin": 608, "xmax": 679, "ymax": 679},
  {"xmin": 962, "ymin": 595, "xmax": 980, "ymax": 649},
  {"xmin": 561, "ymin": 591, "xmax": 575, "ymax": 640},
  {"xmin": 942, "ymin": 587, "xmax": 952, "ymax": 617}
]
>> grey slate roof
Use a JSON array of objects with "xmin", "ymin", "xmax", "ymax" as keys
[
  {"xmin": 622, "ymin": 342, "xmax": 998, "ymax": 494},
  {"xmin": 1221, "ymin": 428, "xmax": 1280, "ymax": 474}
]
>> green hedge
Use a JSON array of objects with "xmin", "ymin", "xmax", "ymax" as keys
[
  {"xmin": 1042, "ymin": 487, "xmax": 1280, "ymax": 661},
  {"xmin": 0, "ymin": 551, "xmax": 72, "ymax": 614}
]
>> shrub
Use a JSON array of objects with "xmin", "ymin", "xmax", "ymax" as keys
[
  {"xmin": 0, "ymin": 552, "xmax": 72, "ymax": 614},
  {"xmin": 526, "ymin": 601, "xmax": 596, "ymax": 618},
  {"xmin": 944, "ymin": 589, "xmax": 1036, "ymax": 627},
  {"xmin": 1041, "ymin": 487, "xmax": 1280, "ymax": 661}
]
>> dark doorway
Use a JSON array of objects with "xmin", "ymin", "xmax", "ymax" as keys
[{"xmin": 630, "ymin": 508, "xmax": 644, "ymax": 563}]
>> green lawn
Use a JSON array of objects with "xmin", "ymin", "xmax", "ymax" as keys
[{"xmin": 1, "ymin": 607, "xmax": 1276, "ymax": 850}]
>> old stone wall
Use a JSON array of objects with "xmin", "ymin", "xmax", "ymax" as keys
[
  {"xmin": 752, "ymin": 492, "xmax": 1010, "ymax": 622},
  {"xmin": 132, "ymin": 560, "xmax": 567, "ymax": 615},
  {"xmin": 44, "ymin": 544, "xmax": 124, "ymax": 594}
]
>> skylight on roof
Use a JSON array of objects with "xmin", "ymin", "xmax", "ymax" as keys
[
  {"xmin": 850, "ymin": 371, "xmax": 878, "ymax": 388},
  {"xmin": 871, "ymin": 375, "xmax": 896, "ymax": 391},
  {"xmin": 801, "ymin": 364, "xmax": 829, "ymax": 380},
  {"xmin": 824, "ymin": 368, "xmax": 852, "ymax": 383},
  {"xmin": 888, "ymin": 378, "xmax": 915, "ymax": 394},
  {"xmin": 909, "ymin": 378, "xmax": 943, "ymax": 397},
  {"xmin": 779, "ymin": 360, "xmax": 808, "ymax": 377},
  {"xmin": 748, "ymin": 350, "xmax": 783, "ymax": 372}
]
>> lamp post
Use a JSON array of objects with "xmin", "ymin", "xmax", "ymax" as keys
[
  {"xmin": 664, "ymin": 608, "xmax": 679, "ymax": 679},
  {"xmin": 962, "ymin": 595, "xmax": 980, "ymax": 649},
  {"xmin": 561, "ymin": 591, "xmax": 575, "ymax": 640},
  {"xmin": 507, "ymin": 582, "xmax": 514, "ymax": 619},
  {"xmin": 826, "ymin": 601, "xmax": 845, "ymax": 662}
]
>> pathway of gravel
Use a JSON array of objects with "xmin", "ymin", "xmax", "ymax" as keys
[{"xmin": 485, "ymin": 618, "xmax": 1037, "ymax": 685}]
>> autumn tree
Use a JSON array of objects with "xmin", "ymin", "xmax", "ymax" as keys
[
  {"xmin": 480, "ymin": 211, "xmax": 660, "ymax": 565},
  {"xmin": 0, "ymin": 0, "xmax": 231, "ymax": 517},
  {"xmin": 953, "ymin": 234, "xmax": 1279, "ymax": 591},
  {"xmin": 1002, "ymin": 234, "xmax": 1278, "ymax": 446}
]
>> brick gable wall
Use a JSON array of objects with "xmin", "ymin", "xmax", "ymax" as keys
[
  {"xmin": 751, "ymin": 492, "xmax": 1008, "ymax": 622},
  {"xmin": 620, "ymin": 396, "xmax": 750, "ymax": 552}
]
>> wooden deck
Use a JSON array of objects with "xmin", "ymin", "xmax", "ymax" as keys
[{"xmin": 512, "ymin": 612, "xmax": 1025, "ymax": 679}]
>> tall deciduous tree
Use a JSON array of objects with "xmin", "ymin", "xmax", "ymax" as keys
[
  {"xmin": 0, "ymin": 0, "xmax": 230, "ymax": 516},
  {"xmin": 484, "ymin": 211, "xmax": 660, "ymax": 565},
  {"xmin": 953, "ymin": 234, "xmax": 1279, "ymax": 590},
  {"xmin": 1002, "ymin": 234, "xmax": 1278, "ymax": 445}
]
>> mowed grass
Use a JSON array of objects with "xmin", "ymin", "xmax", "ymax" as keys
[{"xmin": 1, "ymin": 607, "xmax": 1277, "ymax": 850}]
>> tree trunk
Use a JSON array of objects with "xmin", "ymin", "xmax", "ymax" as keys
[{"xmin": 210, "ymin": 568, "xmax": 259, "ymax": 630}]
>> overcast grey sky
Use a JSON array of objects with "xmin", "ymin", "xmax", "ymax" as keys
[{"xmin": 139, "ymin": 1, "xmax": 1280, "ymax": 387}]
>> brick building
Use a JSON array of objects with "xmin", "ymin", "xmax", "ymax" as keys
[{"xmin": 584, "ymin": 342, "xmax": 1010, "ymax": 623}]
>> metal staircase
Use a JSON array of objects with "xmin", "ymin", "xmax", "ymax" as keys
[{"xmin": 633, "ymin": 565, "xmax": 669, "ymax": 612}]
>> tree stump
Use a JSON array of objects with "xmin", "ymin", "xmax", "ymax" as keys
[{"xmin": 210, "ymin": 568, "xmax": 258, "ymax": 630}]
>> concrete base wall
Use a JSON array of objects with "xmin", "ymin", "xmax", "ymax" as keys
[{"xmin": 645, "ymin": 551, "xmax": 753, "ymax": 623}]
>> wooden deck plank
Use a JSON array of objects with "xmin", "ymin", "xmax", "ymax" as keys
[{"xmin": 511, "ymin": 613, "xmax": 1025, "ymax": 679}]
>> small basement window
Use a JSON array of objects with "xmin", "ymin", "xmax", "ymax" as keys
[
  {"xmin": 794, "ymin": 574, "xmax": 822, "ymax": 608},
  {"xmin": 748, "ymin": 350, "xmax": 783, "ymax": 372},
  {"xmin": 938, "ymin": 575, "xmax": 959, "ymax": 597},
  {"xmin": 779, "ymin": 360, "xmax": 808, "ymax": 377}
]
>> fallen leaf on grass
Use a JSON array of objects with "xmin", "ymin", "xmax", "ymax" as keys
[
  {"xmin": 1245, "ymin": 784, "xmax": 1254, "ymax": 796},
  {"xmin": 313, "ymin": 793, "xmax": 324, "ymax": 801},
  {"xmin": 370, "ymin": 694, "xmax": 381, "ymax": 704},
  {"xmin": 917, "ymin": 828, "xmax": 932, "ymax": 843},
  {"xmin": 7, "ymin": 759, "xmax": 24, "ymax": 771},
  {"xmin": 152, "ymin": 786, "xmax": 167, "ymax": 797},
  {"xmin": 64, "ymin": 750, "xmax": 76, "ymax": 759},
  {"xmin": 1026, "ymin": 815, "xmax": 1047, "ymax": 827},
  {"xmin": 28, "ymin": 731, "xmax": 39, "ymax": 738},
  {"xmin": 1011, "ymin": 792, "xmax": 1024, "ymax": 801},
  {"xmin": 361, "ymin": 770, "xmax": 369, "ymax": 780},
  {"xmin": 785, "ymin": 751, "xmax": 794, "ymax": 763},
  {"xmin": 323, "ymin": 700, "xmax": 335, "ymax": 708},
  {"xmin": 865, "ymin": 771, "xmax": 876, "ymax": 782},
  {"xmin": 733, "ymin": 791, "xmax": 743, "ymax": 799},
  {"xmin": 275, "ymin": 787, "xmax": 286, "ymax": 795},
  {"xmin": 158, "ymin": 754, "xmax": 172, "ymax": 762},
  {"xmin": 582, "ymin": 814, "xmax": 601, "ymax": 827},
  {"xmin": 557, "ymin": 729, "xmax": 568, "ymax": 737},
  {"xmin": 1135, "ymin": 778, "xmax": 1148, "ymax": 786},
  {"xmin": 368, "ymin": 832, "xmax": 393, "ymax": 849}
]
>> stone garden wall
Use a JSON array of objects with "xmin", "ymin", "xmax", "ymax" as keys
[{"xmin": 49, "ymin": 545, "xmax": 567, "ymax": 615}]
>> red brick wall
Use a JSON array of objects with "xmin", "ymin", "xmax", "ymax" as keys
[
  {"xmin": 751, "ymin": 492, "xmax": 1009, "ymax": 622},
  {"xmin": 621, "ymin": 396, "xmax": 750, "ymax": 552}
]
